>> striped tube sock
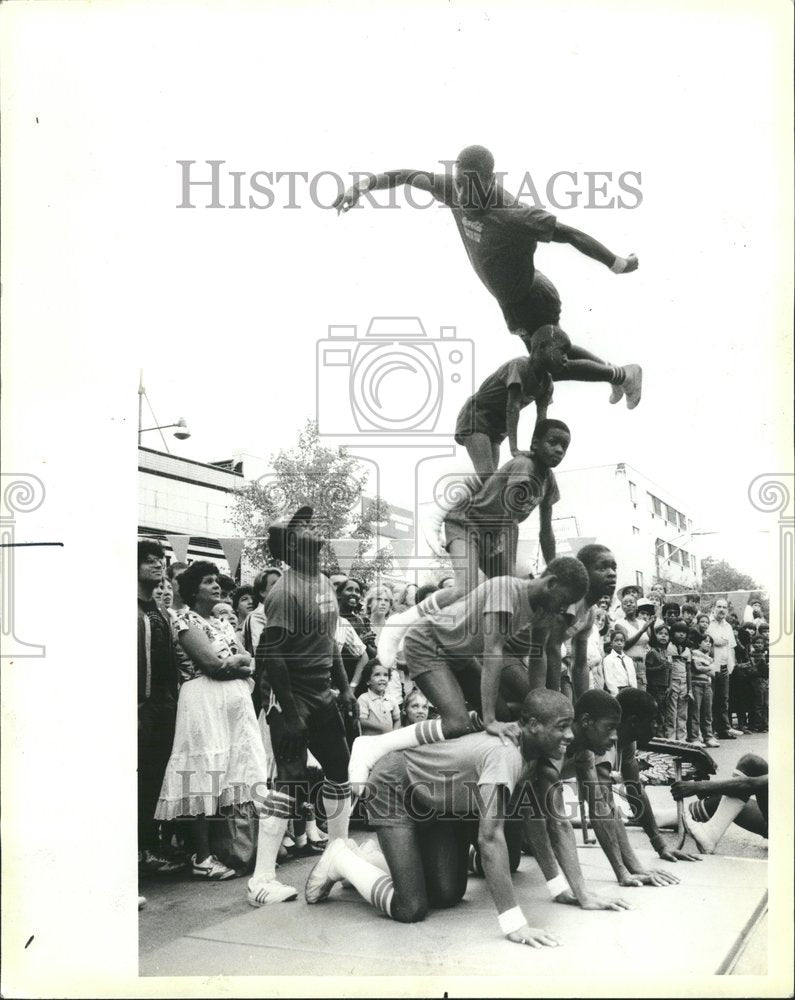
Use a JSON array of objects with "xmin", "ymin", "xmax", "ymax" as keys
[
  {"xmin": 608, "ymin": 365, "xmax": 627, "ymax": 385},
  {"xmin": 415, "ymin": 718, "xmax": 445, "ymax": 745},
  {"xmin": 322, "ymin": 780, "xmax": 352, "ymax": 841},
  {"xmin": 468, "ymin": 710, "xmax": 484, "ymax": 732},
  {"xmin": 332, "ymin": 843, "xmax": 395, "ymax": 917},
  {"xmin": 370, "ymin": 874, "xmax": 395, "ymax": 917},
  {"xmin": 251, "ymin": 791, "xmax": 293, "ymax": 882}
]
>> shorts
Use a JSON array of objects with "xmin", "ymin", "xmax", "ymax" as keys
[
  {"xmin": 500, "ymin": 271, "xmax": 562, "ymax": 338},
  {"xmin": 443, "ymin": 517, "xmax": 517, "ymax": 580},
  {"xmin": 454, "ymin": 398, "xmax": 505, "ymax": 446},
  {"xmin": 364, "ymin": 751, "xmax": 416, "ymax": 828},
  {"xmin": 267, "ymin": 688, "xmax": 350, "ymax": 787},
  {"xmin": 403, "ymin": 621, "xmax": 482, "ymax": 689}
]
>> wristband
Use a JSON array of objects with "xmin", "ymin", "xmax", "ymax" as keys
[
  {"xmin": 497, "ymin": 906, "xmax": 526, "ymax": 935},
  {"xmin": 610, "ymin": 256, "xmax": 627, "ymax": 274},
  {"xmin": 545, "ymin": 873, "xmax": 570, "ymax": 899}
]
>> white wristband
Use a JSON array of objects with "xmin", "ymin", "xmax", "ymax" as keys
[
  {"xmin": 498, "ymin": 906, "xmax": 526, "ymax": 935},
  {"xmin": 546, "ymin": 873, "xmax": 570, "ymax": 899},
  {"xmin": 610, "ymin": 256, "xmax": 627, "ymax": 274}
]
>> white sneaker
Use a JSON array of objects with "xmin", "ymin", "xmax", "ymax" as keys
[
  {"xmin": 191, "ymin": 853, "xmax": 236, "ymax": 881},
  {"xmin": 609, "ymin": 381, "xmax": 625, "ymax": 405},
  {"xmin": 138, "ymin": 895, "xmax": 147, "ymax": 911},
  {"xmin": 247, "ymin": 878, "xmax": 298, "ymax": 906},
  {"xmin": 348, "ymin": 837, "xmax": 388, "ymax": 872},
  {"xmin": 623, "ymin": 364, "xmax": 643, "ymax": 409},
  {"xmin": 305, "ymin": 838, "xmax": 347, "ymax": 904}
]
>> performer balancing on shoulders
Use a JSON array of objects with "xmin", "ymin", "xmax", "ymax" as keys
[
  {"xmin": 381, "ymin": 418, "xmax": 570, "ymax": 669},
  {"xmin": 334, "ymin": 144, "xmax": 642, "ymax": 408}
]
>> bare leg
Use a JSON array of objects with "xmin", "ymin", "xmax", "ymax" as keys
[
  {"xmin": 464, "ymin": 433, "xmax": 500, "ymax": 482},
  {"xmin": 415, "ymin": 668, "xmax": 478, "ymax": 741}
]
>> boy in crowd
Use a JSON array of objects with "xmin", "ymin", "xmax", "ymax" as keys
[
  {"xmin": 665, "ymin": 620, "xmax": 693, "ymax": 741},
  {"xmin": 602, "ymin": 630, "xmax": 637, "ymax": 696},
  {"xmin": 334, "ymin": 145, "xmax": 643, "ymax": 407},
  {"xmin": 688, "ymin": 634, "xmax": 718, "ymax": 747},
  {"xmin": 382, "ymin": 419, "xmax": 570, "ymax": 668},
  {"xmin": 748, "ymin": 634, "xmax": 769, "ymax": 733},
  {"xmin": 454, "ymin": 355, "xmax": 554, "ymax": 481},
  {"xmin": 306, "ymin": 690, "xmax": 628, "ymax": 943},
  {"xmin": 348, "ymin": 557, "xmax": 589, "ymax": 793}
]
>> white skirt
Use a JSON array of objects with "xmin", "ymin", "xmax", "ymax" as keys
[{"xmin": 155, "ymin": 675, "xmax": 270, "ymax": 820}]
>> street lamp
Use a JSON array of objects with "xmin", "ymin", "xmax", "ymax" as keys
[{"xmin": 137, "ymin": 371, "xmax": 192, "ymax": 450}]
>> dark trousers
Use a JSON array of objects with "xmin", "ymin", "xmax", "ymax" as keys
[
  {"xmin": 711, "ymin": 666, "xmax": 731, "ymax": 736},
  {"xmin": 749, "ymin": 676, "xmax": 769, "ymax": 730},
  {"xmin": 138, "ymin": 695, "xmax": 177, "ymax": 851}
]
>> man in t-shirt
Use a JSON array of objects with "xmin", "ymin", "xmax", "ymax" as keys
[
  {"xmin": 248, "ymin": 506, "xmax": 359, "ymax": 906},
  {"xmin": 454, "ymin": 355, "xmax": 554, "ymax": 481},
  {"xmin": 305, "ymin": 689, "xmax": 629, "ymax": 943},
  {"xmin": 334, "ymin": 144, "xmax": 642, "ymax": 408},
  {"xmin": 348, "ymin": 556, "xmax": 589, "ymax": 792}
]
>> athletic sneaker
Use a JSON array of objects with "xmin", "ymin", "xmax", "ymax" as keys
[
  {"xmin": 139, "ymin": 849, "xmax": 187, "ymax": 875},
  {"xmin": 727, "ymin": 728, "xmax": 744, "ymax": 738},
  {"xmin": 138, "ymin": 895, "xmax": 147, "ymax": 911},
  {"xmin": 686, "ymin": 738, "xmax": 706, "ymax": 748},
  {"xmin": 191, "ymin": 854, "xmax": 237, "ymax": 880},
  {"xmin": 305, "ymin": 838, "xmax": 346, "ymax": 903},
  {"xmin": 622, "ymin": 364, "xmax": 643, "ymax": 409},
  {"xmin": 705, "ymin": 737, "xmax": 720, "ymax": 748},
  {"xmin": 247, "ymin": 878, "xmax": 298, "ymax": 906},
  {"xmin": 609, "ymin": 381, "xmax": 625, "ymax": 405}
]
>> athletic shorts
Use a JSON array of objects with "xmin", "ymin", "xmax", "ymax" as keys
[
  {"xmin": 403, "ymin": 620, "xmax": 482, "ymax": 686},
  {"xmin": 365, "ymin": 752, "xmax": 480, "ymax": 830},
  {"xmin": 443, "ymin": 518, "xmax": 517, "ymax": 581},
  {"xmin": 454, "ymin": 398, "xmax": 506, "ymax": 446},
  {"xmin": 500, "ymin": 272, "xmax": 562, "ymax": 338},
  {"xmin": 267, "ymin": 688, "xmax": 350, "ymax": 787}
]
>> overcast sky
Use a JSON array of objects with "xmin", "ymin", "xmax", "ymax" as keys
[{"xmin": 5, "ymin": 1, "xmax": 792, "ymax": 588}]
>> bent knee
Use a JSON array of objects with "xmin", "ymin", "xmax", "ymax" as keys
[
  {"xmin": 392, "ymin": 899, "xmax": 428, "ymax": 924},
  {"xmin": 428, "ymin": 885, "xmax": 466, "ymax": 910}
]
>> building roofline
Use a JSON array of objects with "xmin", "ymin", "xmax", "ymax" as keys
[
  {"xmin": 555, "ymin": 461, "xmax": 693, "ymax": 508},
  {"xmin": 138, "ymin": 446, "xmax": 244, "ymax": 478}
]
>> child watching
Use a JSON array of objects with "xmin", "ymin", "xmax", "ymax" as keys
[
  {"xmin": 356, "ymin": 661, "xmax": 400, "ymax": 736},
  {"xmin": 645, "ymin": 623, "xmax": 672, "ymax": 736},
  {"xmin": 602, "ymin": 629, "xmax": 638, "ymax": 696},
  {"xmin": 665, "ymin": 620, "xmax": 694, "ymax": 741},
  {"xmin": 748, "ymin": 635, "xmax": 769, "ymax": 733},
  {"xmin": 688, "ymin": 634, "xmax": 719, "ymax": 747},
  {"xmin": 400, "ymin": 689, "xmax": 430, "ymax": 727}
]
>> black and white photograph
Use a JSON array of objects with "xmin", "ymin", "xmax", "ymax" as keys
[{"xmin": 1, "ymin": 1, "xmax": 793, "ymax": 996}]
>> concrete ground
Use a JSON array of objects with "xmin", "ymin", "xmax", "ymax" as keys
[{"xmin": 139, "ymin": 733, "xmax": 768, "ymax": 981}]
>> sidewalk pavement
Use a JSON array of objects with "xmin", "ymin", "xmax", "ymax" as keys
[{"xmin": 140, "ymin": 735, "xmax": 768, "ymax": 979}]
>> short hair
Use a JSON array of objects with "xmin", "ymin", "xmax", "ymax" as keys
[
  {"xmin": 616, "ymin": 687, "xmax": 657, "ymax": 721},
  {"xmin": 167, "ymin": 560, "xmax": 188, "ymax": 581},
  {"xmin": 662, "ymin": 601, "xmax": 681, "ymax": 615},
  {"xmin": 217, "ymin": 574, "xmax": 236, "ymax": 595},
  {"xmin": 610, "ymin": 628, "xmax": 626, "ymax": 642},
  {"xmin": 668, "ymin": 618, "xmax": 690, "ymax": 639},
  {"xmin": 574, "ymin": 689, "xmax": 621, "ymax": 722},
  {"xmin": 177, "ymin": 560, "xmax": 220, "ymax": 608},
  {"xmin": 416, "ymin": 583, "xmax": 439, "ymax": 603},
  {"xmin": 532, "ymin": 418, "xmax": 571, "ymax": 444},
  {"xmin": 519, "ymin": 688, "xmax": 572, "ymax": 725},
  {"xmin": 576, "ymin": 543, "xmax": 613, "ymax": 571},
  {"xmin": 138, "ymin": 538, "xmax": 165, "ymax": 567},
  {"xmin": 347, "ymin": 576, "xmax": 367, "ymax": 593},
  {"xmin": 541, "ymin": 556, "xmax": 589, "ymax": 601},
  {"xmin": 253, "ymin": 567, "xmax": 282, "ymax": 598},
  {"xmin": 682, "ymin": 603, "xmax": 697, "ymax": 615},
  {"xmin": 699, "ymin": 633, "xmax": 714, "ymax": 646},
  {"xmin": 696, "ymin": 612, "xmax": 711, "ymax": 625},
  {"xmin": 231, "ymin": 584, "xmax": 254, "ymax": 611},
  {"xmin": 456, "ymin": 144, "xmax": 495, "ymax": 178}
]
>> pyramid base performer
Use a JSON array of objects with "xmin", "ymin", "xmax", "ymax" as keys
[
  {"xmin": 305, "ymin": 690, "xmax": 628, "ymax": 943},
  {"xmin": 673, "ymin": 754, "xmax": 768, "ymax": 853},
  {"xmin": 334, "ymin": 145, "xmax": 643, "ymax": 406},
  {"xmin": 350, "ymin": 557, "xmax": 589, "ymax": 795},
  {"xmin": 380, "ymin": 419, "xmax": 570, "ymax": 669},
  {"xmin": 248, "ymin": 506, "xmax": 358, "ymax": 906}
]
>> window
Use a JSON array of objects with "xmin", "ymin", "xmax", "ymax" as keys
[
  {"xmin": 649, "ymin": 493, "xmax": 662, "ymax": 517},
  {"xmin": 635, "ymin": 571, "xmax": 644, "ymax": 589},
  {"xmin": 665, "ymin": 504, "xmax": 678, "ymax": 527},
  {"xmin": 629, "ymin": 481, "xmax": 637, "ymax": 503},
  {"xmin": 632, "ymin": 526, "xmax": 640, "ymax": 536},
  {"xmin": 691, "ymin": 554, "xmax": 697, "ymax": 572},
  {"xmin": 656, "ymin": 537, "xmax": 666, "ymax": 557},
  {"xmin": 678, "ymin": 512, "xmax": 688, "ymax": 532},
  {"xmin": 688, "ymin": 519, "xmax": 693, "ymax": 533}
]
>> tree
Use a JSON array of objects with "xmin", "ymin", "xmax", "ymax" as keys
[
  {"xmin": 229, "ymin": 419, "xmax": 394, "ymax": 583},
  {"xmin": 700, "ymin": 556, "xmax": 759, "ymax": 594}
]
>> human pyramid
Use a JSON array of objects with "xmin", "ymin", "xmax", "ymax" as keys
[{"xmin": 142, "ymin": 146, "xmax": 768, "ymax": 947}]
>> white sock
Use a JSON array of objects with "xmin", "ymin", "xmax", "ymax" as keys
[
  {"xmin": 377, "ymin": 606, "xmax": 422, "ymax": 669},
  {"xmin": 322, "ymin": 779, "xmax": 352, "ymax": 841},
  {"xmin": 251, "ymin": 794, "xmax": 291, "ymax": 884},
  {"xmin": 334, "ymin": 843, "xmax": 395, "ymax": 918},
  {"xmin": 348, "ymin": 719, "xmax": 444, "ymax": 793},
  {"xmin": 350, "ymin": 838, "xmax": 390, "ymax": 874},
  {"xmin": 692, "ymin": 794, "xmax": 746, "ymax": 851}
]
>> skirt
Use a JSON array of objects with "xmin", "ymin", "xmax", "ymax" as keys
[{"xmin": 155, "ymin": 675, "xmax": 270, "ymax": 820}]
